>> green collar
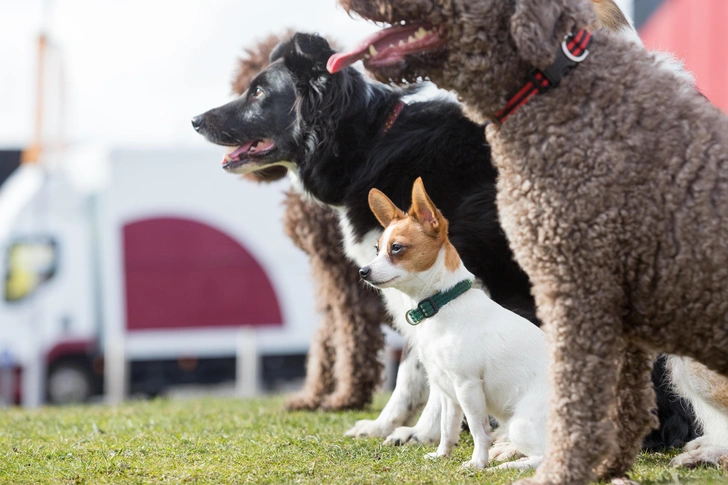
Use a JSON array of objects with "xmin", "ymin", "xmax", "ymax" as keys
[{"xmin": 405, "ymin": 279, "xmax": 473, "ymax": 326}]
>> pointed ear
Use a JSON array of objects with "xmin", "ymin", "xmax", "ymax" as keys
[
  {"xmin": 410, "ymin": 177, "xmax": 444, "ymax": 234},
  {"xmin": 510, "ymin": 0, "xmax": 565, "ymax": 69},
  {"xmin": 369, "ymin": 188, "xmax": 404, "ymax": 228}
]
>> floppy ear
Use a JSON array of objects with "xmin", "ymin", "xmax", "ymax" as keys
[
  {"xmin": 283, "ymin": 33, "xmax": 335, "ymax": 84},
  {"xmin": 410, "ymin": 177, "xmax": 444, "ymax": 235},
  {"xmin": 510, "ymin": 0, "xmax": 566, "ymax": 68},
  {"xmin": 369, "ymin": 189, "xmax": 404, "ymax": 228}
]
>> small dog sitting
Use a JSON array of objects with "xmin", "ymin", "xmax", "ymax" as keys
[{"xmin": 361, "ymin": 177, "xmax": 549, "ymax": 470}]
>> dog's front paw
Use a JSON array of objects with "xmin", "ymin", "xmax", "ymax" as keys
[
  {"xmin": 344, "ymin": 419, "xmax": 394, "ymax": 438},
  {"xmin": 489, "ymin": 440, "xmax": 523, "ymax": 463},
  {"xmin": 684, "ymin": 436, "xmax": 714, "ymax": 452},
  {"xmin": 425, "ymin": 451, "xmax": 445, "ymax": 460},
  {"xmin": 384, "ymin": 425, "xmax": 439, "ymax": 446},
  {"xmin": 285, "ymin": 392, "xmax": 322, "ymax": 411},
  {"xmin": 319, "ymin": 392, "xmax": 366, "ymax": 411},
  {"xmin": 461, "ymin": 458, "xmax": 488, "ymax": 469},
  {"xmin": 670, "ymin": 445, "xmax": 728, "ymax": 469}
]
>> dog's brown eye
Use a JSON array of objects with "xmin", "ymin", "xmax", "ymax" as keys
[
  {"xmin": 252, "ymin": 86, "xmax": 264, "ymax": 98},
  {"xmin": 391, "ymin": 243, "xmax": 403, "ymax": 254}
]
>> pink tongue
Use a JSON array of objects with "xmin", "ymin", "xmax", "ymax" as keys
[
  {"xmin": 327, "ymin": 51, "xmax": 365, "ymax": 74},
  {"xmin": 256, "ymin": 139, "xmax": 275, "ymax": 151},
  {"xmin": 229, "ymin": 140, "xmax": 255, "ymax": 159}
]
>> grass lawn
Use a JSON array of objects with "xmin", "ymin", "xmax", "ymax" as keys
[{"xmin": 0, "ymin": 394, "xmax": 726, "ymax": 485}]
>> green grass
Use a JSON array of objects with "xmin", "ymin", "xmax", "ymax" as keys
[{"xmin": 0, "ymin": 394, "xmax": 726, "ymax": 484}]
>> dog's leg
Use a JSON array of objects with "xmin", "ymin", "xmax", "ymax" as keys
[
  {"xmin": 455, "ymin": 381, "xmax": 493, "ymax": 469},
  {"xmin": 425, "ymin": 392, "xmax": 462, "ymax": 461},
  {"xmin": 286, "ymin": 307, "xmax": 336, "ymax": 411},
  {"xmin": 384, "ymin": 383, "xmax": 441, "ymax": 446},
  {"xmin": 345, "ymin": 341, "xmax": 428, "ymax": 438},
  {"xmin": 597, "ymin": 344, "xmax": 658, "ymax": 480},
  {"xmin": 515, "ymin": 289, "xmax": 623, "ymax": 485},
  {"xmin": 282, "ymin": 193, "xmax": 339, "ymax": 411},
  {"xmin": 321, "ymin": 283, "xmax": 386, "ymax": 411},
  {"xmin": 668, "ymin": 356, "xmax": 728, "ymax": 468}
]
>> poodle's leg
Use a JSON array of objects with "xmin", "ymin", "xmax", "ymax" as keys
[
  {"xmin": 286, "ymin": 308, "xmax": 335, "ymax": 411},
  {"xmin": 345, "ymin": 341, "xmax": 428, "ymax": 438},
  {"xmin": 668, "ymin": 356, "xmax": 728, "ymax": 468},
  {"xmin": 321, "ymin": 284, "xmax": 385, "ymax": 410},
  {"xmin": 282, "ymin": 193, "xmax": 339, "ymax": 411},
  {"xmin": 425, "ymin": 392, "xmax": 463, "ymax": 461},
  {"xmin": 384, "ymin": 383, "xmax": 441, "ymax": 446},
  {"xmin": 455, "ymin": 380, "xmax": 493, "ymax": 469},
  {"xmin": 515, "ymin": 289, "xmax": 623, "ymax": 485},
  {"xmin": 597, "ymin": 344, "xmax": 658, "ymax": 480}
]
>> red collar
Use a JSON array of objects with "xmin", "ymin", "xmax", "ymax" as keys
[
  {"xmin": 490, "ymin": 29, "xmax": 593, "ymax": 126},
  {"xmin": 382, "ymin": 101, "xmax": 405, "ymax": 135}
]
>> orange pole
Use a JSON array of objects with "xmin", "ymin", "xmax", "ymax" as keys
[{"xmin": 21, "ymin": 34, "xmax": 47, "ymax": 164}]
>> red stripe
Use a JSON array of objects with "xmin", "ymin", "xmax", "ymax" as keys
[
  {"xmin": 567, "ymin": 29, "xmax": 586, "ymax": 50},
  {"xmin": 500, "ymin": 90, "xmax": 540, "ymax": 123},
  {"xmin": 503, "ymin": 81, "xmax": 537, "ymax": 110},
  {"xmin": 571, "ymin": 31, "xmax": 592, "ymax": 56},
  {"xmin": 495, "ymin": 29, "xmax": 591, "ymax": 124},
  {"xmin": 496, "ymin": 86, "xmax": 538, "ymax": 119}
]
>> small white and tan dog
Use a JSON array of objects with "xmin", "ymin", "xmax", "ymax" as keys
[{"xmin": 360, "ymin": 177, "xmax": 549, "ymax": 469}]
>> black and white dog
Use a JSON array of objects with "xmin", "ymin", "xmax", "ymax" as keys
[{"xmin": 193, "ymin": 32, "xmax": 695, "ymax": 450}]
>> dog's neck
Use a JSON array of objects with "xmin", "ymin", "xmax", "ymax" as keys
[
  {"xmin": 294, "ymin": 74, "xmax": 401, "ymax": 206},
  {"xmin": 397, "ymin": 245, "xmax": 474, "ymax": 303},
  {"xmin": 431, "ymin": 0, "xmax": 585, "ymax": 123}
]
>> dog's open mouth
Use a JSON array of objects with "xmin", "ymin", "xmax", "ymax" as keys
[
  {"xmin": 327, "ymin": 23, "xmax": 446, "ymax": 73},
  {"xmin": 222, "ymin": 139, "xmax": 276, "ymax": 170}
]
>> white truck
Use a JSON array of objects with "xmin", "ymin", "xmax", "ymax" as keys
[{"xmin": 0, "ymin": 146, "xmax": 318, "ymax": 406}]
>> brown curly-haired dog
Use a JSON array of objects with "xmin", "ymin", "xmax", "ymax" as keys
[
  {"xmin": 333, "ymin": 0, "xmax": 728, "ymax": 483},
  {"xmin": 232, "ymin": 32, "xmax": 388, "ymax": 411}
]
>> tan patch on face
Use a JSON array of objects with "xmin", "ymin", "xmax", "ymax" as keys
[
  {"xmin": 591, "ymin": 0, "xmax": 631, "ymax": 32},
  {"xmin": 386, "ymin": 219, "xmax": 444, "ymax": 273}
]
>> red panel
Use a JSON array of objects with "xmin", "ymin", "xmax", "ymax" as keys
[
  {"xmin": 46, "ymin": 339, "xmax": 95, "ymax": 363},
  {"xmin": 640, "ymin": 0, "xmax": 728, "ymax": 113},
  {"xmin": 123, "ymin": 217, "xmax": 282, "ymax": 330}
]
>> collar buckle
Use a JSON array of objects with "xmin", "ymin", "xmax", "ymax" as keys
[
  {"xmin": 542, "ymin": 33, "xmax": 590, "ymax": 86},
  {"xmin": 493, "ymin": 29, "xmax": 592, "ymax": 126},
  {"xmin": 418, "ymin": 296, "xmax": 440, "ymax": 317}
]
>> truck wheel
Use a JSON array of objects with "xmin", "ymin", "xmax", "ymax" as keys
[{"xmin": 47, "ymin": 362, "xmax": 93, "ymax": 404}]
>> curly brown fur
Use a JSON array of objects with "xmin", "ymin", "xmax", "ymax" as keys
[
  {"xmin": 281, "ymin": 191, "xmax": 387, "ymax": 410},
  {"xmin": 338, "ymin": 0, "xmax": 728, "ymax": 482},
  {"xmin": 231, "ymin": 33, "xmax": 387, "ymax": 410}
]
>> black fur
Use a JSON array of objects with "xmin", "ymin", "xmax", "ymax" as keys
[
  {"xmin": 279, "ymin": 33, "xmax": 536, "ymax": 318},
  {"xmin": 643, "ymin": 355, "xmax": 698, "ymax": 451},
  {"xmin": 194, "ymin": 32, "xmax": 696, "ymax": 450}
]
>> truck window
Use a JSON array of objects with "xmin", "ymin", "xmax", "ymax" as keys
[{"xmin": 4, "ymin": 239, "xmax": 58, "ymax": 302}]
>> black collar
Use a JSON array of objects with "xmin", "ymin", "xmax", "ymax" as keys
[{"xmin": 489, "ymin": 29, "xmax": 593, "ymax": 126}]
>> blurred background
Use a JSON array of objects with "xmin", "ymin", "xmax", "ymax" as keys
[{"xmin": 0, "ymin": 0, "xmax": 725, "ymax": 407}]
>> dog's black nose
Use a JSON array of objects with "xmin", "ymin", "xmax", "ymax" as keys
[
  {"xmin": 359, "ymin": 267, "xmax": 371, "ymax": 279},
  {"xmin": 191, "ymin": 115, "xmax": 204, "ymax": 132}
]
